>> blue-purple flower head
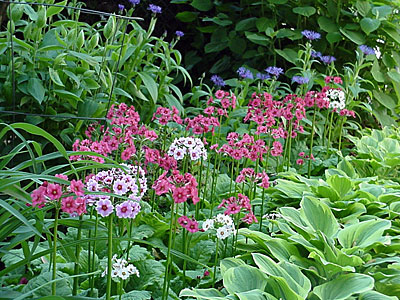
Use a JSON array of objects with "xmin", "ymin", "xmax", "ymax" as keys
[
  {"xmin": 118, "ymin": 4, "xmax": 125, "ymax": 11},
  {"xmin": 211, "ymin": 75, "xmax": 226, "ymax": 87},
  {"xmin": 311, "ymin": 51, "xmax": 322, "ymax": 59},
  {"xmin": 320, "ymin": 55, "xmax": 336, "ymax": 65},
  {"xmin": 301, "ymin": 30, "xmax": 321, "ymax": 41},
  {"xmin": 237, "ymin": 67, "xmax": 254, "ymax": 80},
  {"xmin": 265, "ymin": 66, "xmax": 284, "ymax": 78},
  {"xmin": 148, "ymin": 4, "xmax": 162, "ymax": 14},
  {"xmin": 292, "ymin": 76, "xmax": 309, "ymax": 85},
  {"xmin": 256, "ymin": 73, "xmax": 270, "ymax": 80},
  {"xmin": 175, "ymin": 31, "xmax": 184, "ymax": 37},
  {"xmin": 129, "ymin": 0, "xmax": 140, "ymax": 5},
  {"xmin": 359, "ymin": 45, "xmax": 375, "ymax": 56}
]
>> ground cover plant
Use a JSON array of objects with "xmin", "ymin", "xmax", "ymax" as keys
[{"xmin": 0, "ymin": 1, "xmax": 399, "ymax": 300}]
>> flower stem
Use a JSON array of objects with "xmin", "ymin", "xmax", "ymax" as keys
[
  {"xmin": 106, "ymin": 213, "xmax": 113, "ymax": 300},
  {"xmin": 307, "ymin": 105, "xmax": 318, "ymax": 178},
  {"xmin": 52, "ymin": 208, "xmax": 60, "ymax": 296},
  {"xmin": 90, "ymin": 211, "xmax": 99, "ymax": 295},
  {"xmin": 212, "ymin": 238, "xmax": 219, "ymax": 287},
  {"xmin": 162, "ymin": 201, "xmax": 175, "ymax": 300},
  {"xmin": 326, "ymin": 111, "xmax": 335, "ymax": 158},
  {"xmin": 72, "ymin": 215, "xmax": 83, "ymax": 295}
]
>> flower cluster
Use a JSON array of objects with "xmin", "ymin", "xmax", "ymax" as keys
[
  {"xmin": 167, "ymin": 137, "xmax": 207, "ymax": 161},
  {"xmin": 311, "ymin": 51, "xmax": 336, "ymax": 65},
  {"xmin": 237, "ymin": 67, "xmax": 254, "ymax": 79},
  {"xmin": 326, "ymin": 88, "xmax": 346, "ymax": 110},
  {"xmin": 219, "ymin": 132, "xmax": 269, "ymax": 161},
  {"xmin": 72, "ymin": 104, "xmax": 157, "ymax": 163},
  {"xmin": 31, "ymin": 175, "xmax": 86, "ymax": 216},
  {"xmin": 265, "ymin": 66, "xmax": 284, "ymax": 78},
  {"xmin": 218, "ymin": 193, "xmax": 257, "ymax": 224},
  {"xmin": 202, "ymin": 214, "xmax": 236, "ymax": 240},
  {"xmin": 102, "ymin": 255, "xmax": 140, "ymax": 280},
  {"xmin": 178, "ymin": 216, "xmax": 199, "ymax": 233},
  {"xmin": 144, "ymin": 147, "xmax": 178, "ymax": 171},
  {"xmin": 235, "ymin": 168, "xmax": 270, "ymax": 189},
  {"xmin": 84, "ymin": 165, "xmax": 146, "ymax": 218},
  {"xmin": 296, "ymin": 151, "xmax": 315, "ymax": 165},
  {"xmin": 292, "ymin": 76, "xmax": 310, "ymax": 85},
  {"xmin": 152, "ymin": 106, "xmax": 183, "ymax": 125},
  {"xmin": 152, "ymin": 170, "xmax": 199, "ymax": 204},
  {"xmin": 359, "ymin": 45, "xmax": 375, "ymax": 56}
]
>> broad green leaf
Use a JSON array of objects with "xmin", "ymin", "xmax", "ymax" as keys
[
  {"xmin": 47, "ymin": 0, "xmax": 67, "ymax": 18},
  {"xmin": 338, "ymin": 219, "xmax": 391, "ymax": 249},
  {"xmin": 228, "ymin": 37, "xmax": 247, "ymax": 54},
  {"xmin": 340, "ymin": 28, "xmax": 365, "ymax": 45},
  {"xmin": 371, "ymin": 60, "xmax": 385, "ymax": 83},
  {"xmin": 252, "ymin": 253, "xmax": 310, "ymax": 298},
  {"xmin": 301, "ymin": 196, "xmax": 339, "ymax": 238},
  {"xmin": 313, "ymin": 273, "xmax": 374, "ymax": 300},
  {"xmin": 54, "ymin": 90, "xmax": 82, "ymax": 107},
  {"xmin": 292, "ymin": 6, "xmax": 316, "ymax": 17},
  {"xmin": 180, "ymin": 288, "xmax": 226, "ymax": 299},
  {"xmin": 326, "ymin": 32, "xmax": 342, "ymax": 44},
  {"xmin": 382, "ymin": 28, "xmax": 400, "ymax": 44},
  {"xmin": 327, "ymin": 175, "xmax": 352, "ymax": 198},
  {"xmin": 373, "ymin": 90, "xmax": 397, "ymax": 109},
  {"xmin": 191, "ymin": 0, "xmax": 213, "ymax": 11},
  {"xmin": 355, "ymin": 0, "xmax": 371, "ymax": 17},
  {"xmin": 388, "ymin": 69, "xmax": 400, "ymax": 83},
  {"xmin": 359, "ymin": 291, "xmax": 398, "ymax": 300},
  {"xmin": 236, "ymin": 290, "xmax": 277, "ymax": 300},
  {"xmin": 121, "ymin": 290, "xmax": 151, "ymax": 300},
  {"xmin": 360, "ymin": 18, "xmax": 380, "ymax": 34},
  {"xmin": 223, "ymin": 265, "xmax": 267, "ymax": 294},
  {"xmin": 176, "ymin": 11, "xmax": 198, "ymax": 22},
  {"xmin": 49, "ymin": 68, "xmax": 64, "ymax": 87},
  {"xmin": 337, "ymin": 158, "xmax": 356, "ymax": 178},
  {"xmin": 275, "ymin": 48, "xmax": 297, "ymax": 64},
  {"xmin": 27, "ymin": 78, "xmax": 45, "ymax": 104},
  {"xmin": 138, "ymin": 73, "xmax": 158, "ymax": 104},
  {"xmin": 235, "ymin": 18, "xmax": 257, "ymax": 31},
  {"xmin": 220, "ymin": 258, "xmax": 246, "ymax": 276},
  {"xmin": 245, "ymin": 32, "xmax": 269, "ymax": 46},
  {"xmin": 317, "ymin": 16, "xmax": 338, "ymax": 32}
]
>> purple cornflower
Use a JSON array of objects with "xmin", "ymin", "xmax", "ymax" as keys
[
  {"xmin": 118, "ymin": 4, "xmax": 125, "ymax": 11},
  {"xmin": 359, "ymin": 45, "xmax": 375, "ymax": 56},
  {"xmin": 265, "ymin": 66, "xmax": 284, "ymax": 78},
  {"xmin": 256, "ymin": 73, "xmax": 270, "ymax": 80},
  {"xmin": 211, "ymin": 75, "xmax": 226, "ymax": 87},
  {"xmin": 129, "ymin": 0, "xmax": 140, "ymax": 5},
  {"xmin": 96, "ymin": 199, "xmax": 113, "ymax": 217},
  {"xmin": 320, "ymin": 55, "xmax": 336, "ymax": 64},
  {"xmin": 148, "ymin": 4, "xmax": 162, "ymax": 14},
  {"xmin": 237, "ymin": 67, "xmax": 254, "ymax": 80},
  {"xmin": 301, "ymin": 30, "xmax": 321, "ymax": 40},
  {"xmin": 292, "ymin": 76, "xmax": 309, "ymax": 85},
  {"xmin": 311, "ymin": 51, "xmax": 322, "ymax": 59},
  {"xmin": 175, "ymin": 31, "xmax": 184, "ymax": 37}
]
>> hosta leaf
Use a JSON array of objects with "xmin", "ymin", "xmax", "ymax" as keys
[
  {"xmin": 313, "ymin": 273, "xmax": 374, "ymax": 300},
  {"xmin": 223, "ymin": 265, "xmax": 267, "ymax": 294},
  {"xmin": 301, "ymin": 196, "xmax": 339, "ymax": 238},
  {"xmin": 338, "ymin": 219, "xmax": 391, "ymax": 249}
]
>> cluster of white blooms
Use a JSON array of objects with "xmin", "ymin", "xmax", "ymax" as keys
[
  {"xmin": 263, "ymin": 212, "xmax": 282, "ymax": 220},
  {"xmin": 84, "ymin": 164, "xmax": 147, "ymax": 206},
  {"xmin": 326, "ymin": 88, "xmax": 346, "ymax": 110},
  {"xmin": 102, "ymin": 255, "xmax": 140, "ymax": 280},
  {"xmin": 202, "ymin": 214, "xmax": 236, "ymax": 240},
  {"xmin": 167, "ymin": 137, "xmax": 207, "ymax": 161}
]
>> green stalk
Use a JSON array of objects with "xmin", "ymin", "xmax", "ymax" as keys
[
  {"xmin": 90, "ymin": 211, "xmax": 99, "ymax": 296},
  {"xmin": 106, "ymin": 213, "xmax": 114, "ymax": 300},
  {"xmin": 72, "ymin": 215, "xmax": 83, "ymax": 295},
  {"xmin": 307, "ymin": 105, "xmax": 318, "ymax": 178},
  {"xmin": 286, "ymin": 120, "xmax": 293, "ymax": 171},
  {"xmin": 212, "ymin": 238, "xmax": 219, "ymax": 287},
  {"xmin": 209, "ymin": 153, "xmax": 221, "ymax": 218},
  {"xmin": 326, "ymin": 111, "xmax": 335, "ymax": 158},
  {"xmin": 162, "ymin": 201, "xmax": 175, "ymax": 300},
  {"xmin": 52, "ymin": 208, "xmax": 60, "ymax": 296},
  {"xmin": 338, "ymin": 117, "xmax": 345, "ymax": 151},
  {"xmin": 259, "ymin": 187, "xmax": 266, "ymax": 231}
]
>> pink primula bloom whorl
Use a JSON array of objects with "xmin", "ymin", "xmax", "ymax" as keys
[{"xmin": 96, "ymin": 199, "xmax": 114, "ymax": 217}]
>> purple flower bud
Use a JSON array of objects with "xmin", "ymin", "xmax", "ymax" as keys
[
  {"xmin": 211, "ymin": 75, "xmax": 226, "ymax": 87},
  {"xmin": 301, "ymin": 30, "xmax": 321, "ymax": 41},
  {"xmin": 292, "ymin": 76, "xmax": 309, "ymax": 85},
  {"xmin": 148, "ymin": 4, "xmax": 162, "ymax": 14},
  {"xmin": 237, "ymin": 67, "xmax": 254, "ymax": 80},
  {"xmin": 118, "ymin": 4, "xmax": 125, "ymax": 11},
  {"xmin": 256, "ymin": 73, "xmax": 270, "ymax": 80},
  {"xmin": 175, "ymin": 31, "xmax": 184, "ymax": 37},
  {"xmin": 359, "ymin": 45, "xmax": 375, "ymax": 56},
  {"xmin": 320, "ymin": 55, "xmax": 336, "ymax": 64},
  {"xmin": 265, "ymin": 66, "xmax": 284, "ymax": 78},
  {"xmin": 129, "ymin": 0, "xmax": 140, "ymax": 5}
]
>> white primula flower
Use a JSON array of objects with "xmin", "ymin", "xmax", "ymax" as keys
[
  {"xmin": 216, "ymin": 225, "xmax": 231, "ymax": 240},
  {"xmin": 202, "ymin": 219, "xmax": 214, "ymax": 231}
]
